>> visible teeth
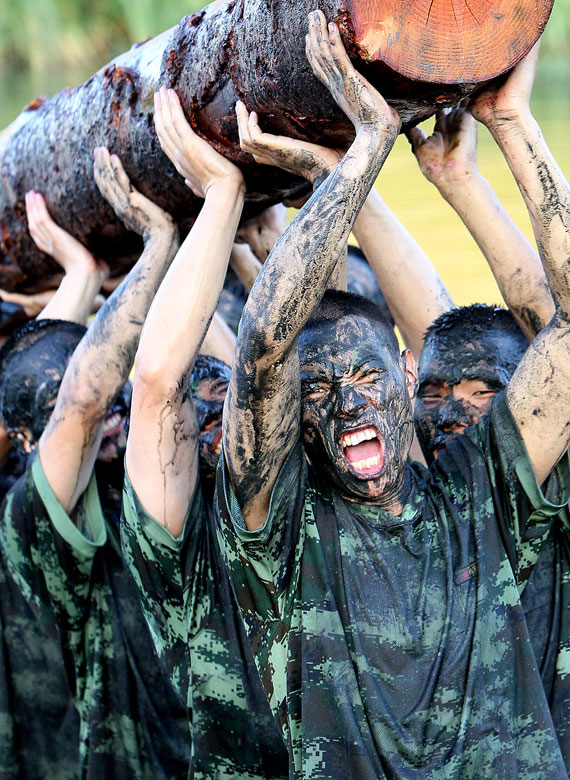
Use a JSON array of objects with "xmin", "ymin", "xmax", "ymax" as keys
[
  {"xmin": 351, "ymin": 454, "xmax": 381, "ymax": 471},
  {"xmin": 103, "ymin": 413, "xmax": 121, "ymax": 434},
  {"xmin": 341, "ymin": 427, "xmax": 376, "ymax": 448}
]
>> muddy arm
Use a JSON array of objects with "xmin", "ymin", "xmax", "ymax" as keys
[
  {"xmin": 224, "ymin": 12, "xmax": 400, "ymax": 530},
  {"xmin": 127, "ymin": 89, "xmax": 244, "ymax": 537},
  {"xmin": 39, "ymin": 151, "xmax": 178, "ymax": 513},
  {"xmin": 472, "ymin": 45, "xmax": 570, "ymax": 484},
  {"xmin": 409, "ymin": 104, "xmax": 554, "ymax": 341},
  {"xmin": 352, "ymin": 189, "xmax": 453, "ymax": 356},
  {"xmin": 231, "ymin": 106, "xmax": 452, "ymax": 356}
]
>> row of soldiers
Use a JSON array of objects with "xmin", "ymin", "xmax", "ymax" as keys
[{"xmin": 0, "ymin": 11, "xmax": 569, "ymax": 779}]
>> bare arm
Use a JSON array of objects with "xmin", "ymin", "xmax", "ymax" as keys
[
  {"xmin": 352, "ymin": 189, "xmax": 453, "ymax": 356},
  {"xmin": 231, "ymin": 103, "xmax": 449, "ymax": 355},
  {"xmin": 225, "ymin": 12, "xmax": 400, "ymax": 530},
  {"xmin": 39, "ymin": 150, "xmax": 178, "ymax": 512},
  {"xmin": 235, "ymin": 204, "xmax": 287, "ymax": 263},
  {"xmin": 471, "ymin": 44, "xmax": 570, "ymax": 483},
  {"xmin": 24, "ymin": 191, "xmax": 108, "ymax": 325},
  {"xmin": 409, "ymin": 105, "xmax": 554, "ymax": 341},
  {"xmin": 200, "ymin": 311, "xmax": 236, "ymax": 365},
  {"xmin": 230, "ymin": 243, "xmax": 262, "ymax": 292},
  {"xmin": 127, "ymin": 88, "xmax": 244, "ymax": 536}
]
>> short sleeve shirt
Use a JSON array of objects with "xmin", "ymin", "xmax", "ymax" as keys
[
  {"xmin": 217, "ymin": 392, "xmax": 569, "ymax": 779},
  {"xmin": 518, "ymin": 494, "xmax": 570, "ymax": 770},
  {"xmin": 121, "ymin": 474, "xmax": 289, "ymax": 780},
  {"xmin": 0, "ymin": 550, "xmax": 79, "ymax": 780},
  {"xmin": 0, "ymin": 453, "xmax": 190, "ymax": 780}
]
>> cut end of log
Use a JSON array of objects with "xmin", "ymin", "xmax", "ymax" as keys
[{"xmin": 346, "ymin": 0, "xmax": 555, "ymax": 84}]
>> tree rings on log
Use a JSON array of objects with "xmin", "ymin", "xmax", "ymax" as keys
[{"xmin": 347, "ymin": 0, "xmax": 555, "ymax": 83}]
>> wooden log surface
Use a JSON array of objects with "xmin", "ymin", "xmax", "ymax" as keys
[{"xmin": 0, "ymin": 0, "xmax": 554, "ymax": 292}]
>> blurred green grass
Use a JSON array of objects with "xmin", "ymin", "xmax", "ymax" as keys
[{"xmin": 1, "ymin": 0, "xmax": 569, "ymax": 306}]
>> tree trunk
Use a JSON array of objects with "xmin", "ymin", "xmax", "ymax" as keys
[{"xmin": 0, "ymin": 0, "xmax": 554, "ymax": 292}]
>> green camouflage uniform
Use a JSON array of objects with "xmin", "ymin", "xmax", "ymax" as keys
[
  {"xmin": 0, "ymin": 552, "xmax": 79, "ymax": 780},
  {"xmin": 520, "ymin": 509, "xmax": 570, "ymax": 769},
  {"xmin": 0, "ymin": 453, "xmax": 191, "ymax": 780},
  {"xmin": 121, "ymin": 475, "xmax": 289, "ymax": 780},
  {"xmin": 217, "ymin": 392, "xmax": 569, "ymax": 779}
]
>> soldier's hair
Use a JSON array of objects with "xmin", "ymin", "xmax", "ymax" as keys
[
  {"xmin": 424, "ymin": 304, "xmax": 528, "ymax": 356},
  {"xmin": 0, "ymin": 318, "xmax": 86, "ymax": 440},
  {"xmin": 302, "ymin": 289, "xmax": 400, "ymax": 357}
]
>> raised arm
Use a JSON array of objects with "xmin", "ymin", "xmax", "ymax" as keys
[
  {"xmin": 24, "ymin": 190, "xmax": 108, "ymax": 324},
  {"xmin": 352, "ymin": 189, "xmax": 453, "ymax": 356},
  {"xmin": 236, "ymin": 204, "xmax": 287, "ymax": 263},
  {"xmin": 470, "ymin": 45, "xmax": 570, "ymax": 483},
  {"xmin": 229, "ymin": 242, "xmax": 262, "ymax": 292},
  {"xmin": 225, "ymin": 11, "xmax": 400, "ymax": 530},
  {"xmin": 408, "ymin": 103, "xmax": 554, "ymax": 341},
  {"xmin": 39, "ymin": 151, "xmax": 178, "ymax": 512},
  {"xmin": 126, "ymin": 88, "xmax": 244, "ymax": 536},
  {"xmin": 231, "ymin": 97, "xmax": 450, "ymax": 356},
  {"xmin": 199, "ymin": 311, "xmax": 236, "ymax": 365}
]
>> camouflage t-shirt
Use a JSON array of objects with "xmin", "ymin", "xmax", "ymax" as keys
[
  {"xmin": 0, "ymin": 453, "xmax": 190, "ymax": 780},
  {"xmin": 217, "ymin": 392, "xmax": 569, "ymax": 779},
  {"xmin": 0, "ymin": 552, "xmax": 79, "ymax": 780},
  {"xmin": 519, "ymin": 511, "xmax": 570, "ymax": 769},
  {"xmin": 121, "ymin": 474, "xmax": 289, "ymax": 780}
]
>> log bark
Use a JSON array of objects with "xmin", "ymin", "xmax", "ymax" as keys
[{"xmin": 0, "ymin": 0, "xmax": 554, "ymax": 292}]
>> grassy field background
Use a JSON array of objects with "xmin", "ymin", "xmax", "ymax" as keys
[{"xmin": 1, "ymin": 0, "xmax": 569, "ymax": 306}]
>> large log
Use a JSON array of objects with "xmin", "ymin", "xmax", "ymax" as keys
[{"xmin": 0, "ymin": 0, "xmax": 554, "ymax": 292}]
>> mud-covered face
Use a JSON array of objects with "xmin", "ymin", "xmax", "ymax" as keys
[
  {"xmin": 299, "ymin": 315, "xmax": 415, "ymax": 504},
  {"xmin": 190, "ymin": 360, "xmax": 232, "ymax": 475},
  {"xmin": 97, "ymin": 382, "xmax": 132, "ymax": 463},
  {"xmin": 415, "ymin": 327, "xmax": 522, "ymax": 463}
]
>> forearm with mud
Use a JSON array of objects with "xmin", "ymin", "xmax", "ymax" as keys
[
  {"xmin": 352, "ymin": 188, "xmax": 453, "ymax": 355},
  {"xmin": 56, "ymin": 227, "xmax": 178, "ymax": 419},
  {"xmin": 135, "ymin": 181, "xmax": 244, "ymax": 390},
  {"xmin": 486, "ymin": 112, "xmax": 570, "ymax": 485},
  {"xmin": 438, "ymin": 169, "xmax": 554, "ymax": 339},
  {"xmin": 239, "ymin": 126, "xmax": 397, "ymax": 360},
  {"xmin": 37, "ymin": 266, "xmax": 104, "ymax": 325},
  {"xmin": 488, "ymin": 114, "xmax": 570, "ymax": 320},
  {"xmin": 229, "ymin": 125, "xmax": 397, "ymax": 519}
]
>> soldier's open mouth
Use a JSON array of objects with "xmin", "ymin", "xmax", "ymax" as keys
[
  {"xmin": 340, "ymin": 426, "xmax": 384, "ymax": 478},
  {"xmin": 102, "ymin": 412, "xmax": 125, "ymax": 439}
]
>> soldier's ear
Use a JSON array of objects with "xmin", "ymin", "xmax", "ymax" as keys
[{"xmin": 400, "ymin": 349, "xmax": 417, "ymax": 400}]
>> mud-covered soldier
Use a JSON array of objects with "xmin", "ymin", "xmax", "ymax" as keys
[
  {"xmin": 0, "ymin": 189, "xmax": 117, "ymax": 779},
  {"xmin": 236, "ymin": 37, "xmax": 570, "ymax": 769},
  {"xmin": 217, "ymin": 12, "xmax": 570, "ymax": 778},
  {"xmin": 407, "ymin": 50, "xmax": 570, "ymax": 768},
  {"xmin": 0, "ymin": 190, "xmax": 110, "ymax": 503},
  {"xmin": 0, "ymin": 150, "xmax": 192, "ymax": 779},
  {"xmin": 120, "ymin": 87, "xmax": 288, "ymax": 779}
]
